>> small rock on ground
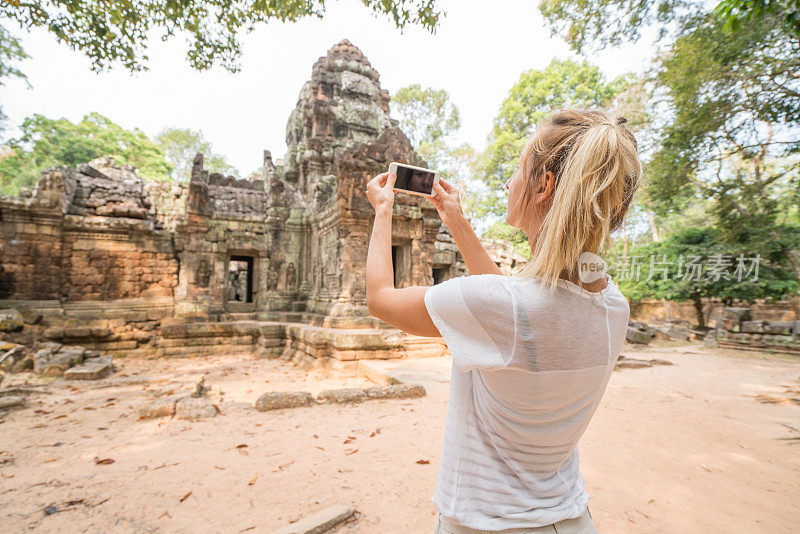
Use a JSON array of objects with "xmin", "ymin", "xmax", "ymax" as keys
[
  {"xmin": 175, "ymin": 396, "xmax": 220, "ymax": 420},
  {"xmin": 0, "ymin": 396, "xmax": 26, "ymax": 409}
]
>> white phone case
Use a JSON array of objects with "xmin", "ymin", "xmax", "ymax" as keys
[{"xmin": 388, "ymin": 162, "xmax": 440, "ymax": 198}]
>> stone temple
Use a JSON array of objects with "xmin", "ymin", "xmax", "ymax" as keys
[{"xmin": 0, "ymin": 40, "xmax": 524, "ymax": 366}]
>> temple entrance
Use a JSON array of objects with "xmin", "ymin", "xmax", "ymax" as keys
[
  {"xmin": 227, "ymin": 255, "xmax": 254, "ymax": 309},
  {"xmin": 432, "ymin": 267, "xmax": 446, "ymax": 285},
  {"xmin": 391, "ymin": 242, "xmax": 411, "ymax": 288}
]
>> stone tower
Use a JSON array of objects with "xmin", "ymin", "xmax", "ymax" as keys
[{"xmin": 280, "ymin": 40, "xmax": 447, "ymax": 318}]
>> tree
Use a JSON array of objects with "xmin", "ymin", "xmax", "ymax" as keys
[
  {"xmin": 1, "ymin": 0, "xmax": 443, "ymax": 72},
  {"xmin": 483, "ymin": 220, "xmax": 531, "ymax": 259},
  {"xmin": 390, "ymin": 84, "xmax": 476, "ymax": 212},
  {"xmin": 0, "ymin": 112, "xmax": 171, "ymax": 195},
  {"xmin": 474, "ymin": 58, "xmax": 629, "ymax": 224},
  {"xmin": 539, "ymin": 0, "xmax": 799, "ymax": 52},
  {"xmin": 612, "ymin": 227, "xmax": 799, "ymax": 327},
  {"xmin": 392, "ymin": 84, "xmax": 461, "ymax": 154},
  {"xmin": 715, "ymin": 0, "xmax": 800, "ymax": 37},
  {"xmin": 646, "ymin": 13, "xmax": 800, "ymax": 214},
  {"xmin": 0, "ymin": 25, "xmax": 28, "ymax": 137},
  {"xmin": 538, "ymin": 0, "xmax": 696, "ymax": 53},
  {"xmin": 155, "ymin": 127, "xmax": 239, "ymax": 181}
]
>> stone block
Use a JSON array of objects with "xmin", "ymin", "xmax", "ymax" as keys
[
  {"xmin": 763, "ymin": 321, "xmax": 793, "ymax": 335},
  {"xmin": 139, "ymin": 396, "xmax": 179, "ymax": 419},
  {"xmin": 658, "ymin": 326, "xmax": 690, "ymax": 340},
  {"xmin": 0, "ymin": 396, "xmax": 25, "ymax": 410},
  {"xmin": 255, "ymin": 391, "xmax": 314, "ymax": 411},
  {"xmin": 0, "ymin": 309, "xmax": 24, "ymax": 332},
  {"xmin": 0, "ymin": 346, "xmax": 24, "ymax": 371},
  {"xmin": 132, "ymin": 330, "xmax": 153, "ymax": 342},
  {"xmin": 43, "ymin": 326, "xmax": 65, "ymax": 339},
  {"xmin": 626, "ymin": 326, "xmax": 651, "ymax": 345},
  {"xmin": 32, "ymin": 347, "xmax": 56, "ymax": 374},
  {"xmin": 12, "ymin": 356, "xmax": 33, "ymax": 372},
  {"xmin": 158, "ymin": 344, "xmax": 254, "ymax": 358},
  {"xmin": 15, "ymin": 305, "xmax": 42, "ymax": 325},
  {"xmin": 741, "ymin": 321, "xmax": 765, "ymax": 334},
  {"xmin": 91, "ymin": 340, "xmax": 138, "ymax": 350},
  {"xmin": 64, "ymin": 358, "xmax": 113, "ymax": 380},
  {"xmin": 157, "ymin": 335, "xmax": 254, "ymax": 348},
  {"xmin": 331, "ymin": 332, "xmax": 394, "ymax": 350},
  {"xmin": 722, "ymin": 319, "xmax": 740, "ymax": 332},
  {"xmin": 271, "ymin": 504, "xmax": 355, "ymax": 534},
  {"xmin": 174, "ymin": 396, "xmax": 219, "ymax": 420},
  {"xmin": 40, "ymin": 346, "xmax": 85, "ymax": 377},
  {"xmin": 722, "ymin": 307, "xmax": 752, "ymax": 324},
  {"xmin": 316, "ymin": 384, "xmax": 426, "ymax": 404},
  {"xmin": 107, "ymin": 318, "xmax": 126, "ymax": 329},
  {"xmin": 615, "ymin": 357, "xmax": 652, "ymax": 369}
]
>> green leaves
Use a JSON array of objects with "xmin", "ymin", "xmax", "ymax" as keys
[
  {"xmin": 474, "ymin": 59, "xmax": 629, "ymax": 219},
  {"xmin": 714, "ymin": 0, "xmax": 800, "ymax": 37},
  {"xmin": 647, "ymin": 12, "xmax": 800, "ymax": 215},
  {"xmin": 0, "ymin": 113, "xmax": 172, "ymax": 195},
  {"xmin": 612, "ymin": 225, "xmax": 799, "ymax": 311},
  {"xmin": 154, "ymin": 127, "xmax": 239, "ymax": 181},
  {"xmin": 1, "ymin": 0, "xmax": 444, "ymax": 72},
  {"xmin": 391, "ymin": 84, "xmax": 461, "ymax": 149},
  {"xmin": 538, "ymin": 0, "xmax": 695, "ymax": 53},
  {"xmin": 0, "ymin": 25, "xmax": 29, "ymax": 136}
]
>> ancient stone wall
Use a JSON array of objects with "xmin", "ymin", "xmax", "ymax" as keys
[
  {"xmin": 629, "ymin": 299, "xmax": 799, "ymax": 324},
  {"xmin": 0, "ymin": 159, "xmax": 178, "ymax": 302},
  {"xmin": 707, "ymin": 307, "xmax": 800, "ymax": 355},
  {"xmin": 0, "ymin": 40, "xmax": 504, "ymax": 363}
]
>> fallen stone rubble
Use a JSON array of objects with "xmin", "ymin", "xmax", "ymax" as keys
[
  {"xmin": 626, "ymin": 320, "xmax": 694, "ymax": 345},
  {"xmin": 0, "ymin": 338, "xmax": 114, "ymax": 380},
  {"xmin": 1, "ymin": 305, "xmax": 118, "ymax": 386}
]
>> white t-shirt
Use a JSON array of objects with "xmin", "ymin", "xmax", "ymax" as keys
[{"xmin": 424, "ymin": 273, "xmax": 629, "ymax": 530}]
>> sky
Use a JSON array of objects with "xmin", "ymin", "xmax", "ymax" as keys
[{"xmin": 1, "ymin": 0, "xmax": 654, "ymax": 176}]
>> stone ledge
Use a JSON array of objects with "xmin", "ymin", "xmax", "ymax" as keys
[
  {"xmin": 272, "ymin": 503, "xmax": 356, "ymax": 534},
  {"xmin": 255, "ymin": 391, "xmax": 315, "ymax": 411},
  {"xmin": 316, "ymin": 384, "xmax": 426, "ymax": 404}
]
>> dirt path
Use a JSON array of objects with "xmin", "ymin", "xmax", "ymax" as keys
[{"xmin": 1, "ymin": 345, "xmax": 798, "ymax": 533}]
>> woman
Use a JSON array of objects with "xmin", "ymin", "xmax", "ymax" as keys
[{"xmin": 365, "ymin": 109, "xmax": 641, "ymax": 533}]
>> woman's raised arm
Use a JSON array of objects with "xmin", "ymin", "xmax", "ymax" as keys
[{"xmin": 428, "ymin": 179, "xmax": 503, "ymax": 276}]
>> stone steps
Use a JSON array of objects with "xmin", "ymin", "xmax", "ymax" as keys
[{"xmin": 158, "ymin": 343, "xmax": 256, "ymax": 358}]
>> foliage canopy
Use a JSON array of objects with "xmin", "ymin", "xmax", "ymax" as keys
[
  {"xmin": 0, "ymin": 113, "xmax": 171, "ymax": 195},
  {"xmin": 155, "ymin": 127, "xmax": 238, "ymax": 181},
  {"xmin": 1, "ymin": 0, "xmax": 443, "ymax": 72}
]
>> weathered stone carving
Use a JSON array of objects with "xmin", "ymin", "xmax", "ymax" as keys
[{"xmin": 0, "ymin": 40, "xmax": 523, "ymax": 362}]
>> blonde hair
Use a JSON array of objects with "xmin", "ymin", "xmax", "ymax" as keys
[{"xmin": 512, "ymin": 109, "xmax": 642, "ymax": 289}]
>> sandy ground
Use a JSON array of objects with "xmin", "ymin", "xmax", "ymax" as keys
[{"xmin": 1, "ymin": 343, "xmax": 799, "ymax": 533}]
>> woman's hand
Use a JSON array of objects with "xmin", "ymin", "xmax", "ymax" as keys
[
  {"xmin": 428, "ymin": 178, "xmax": 464, "ymax": 228},
  {"xmin": 366, "ymin": 171, "xmax": 396, "ymax": 215}
]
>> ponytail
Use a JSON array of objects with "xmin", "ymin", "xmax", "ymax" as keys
[{"xmin": 513, "ymin": 110, "xmax": 641, "ymax": 290}]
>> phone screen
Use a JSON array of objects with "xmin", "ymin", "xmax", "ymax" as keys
[{"xmin": 394, "ymin": 165, "xmax": 435, "ymax": 195}]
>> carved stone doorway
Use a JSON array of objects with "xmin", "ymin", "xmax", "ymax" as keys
[{"xmin": 226, "ymin": 255, "xmax": 255, "ymax": 312}]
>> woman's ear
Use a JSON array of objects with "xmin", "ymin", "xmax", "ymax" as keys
[{"xmin": 534, "ymin": 170, "xmax": 556, "ymax": 205}]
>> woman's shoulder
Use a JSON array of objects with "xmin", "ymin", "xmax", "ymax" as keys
[{"xmin": 442, "ymin": 273, "xmax": 517, "ymax": 291}]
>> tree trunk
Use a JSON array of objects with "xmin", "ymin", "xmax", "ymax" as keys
[
  {"xmin": 786, "ymin": 249, "xmax": 800, "ymax": 285},
  {"xmin": 648, "ymin": 209, "xmax": 661, "ymax": 243},
  {"xmin": 692, "ymin": 297, "xmax": 706, "ymax": 329}
]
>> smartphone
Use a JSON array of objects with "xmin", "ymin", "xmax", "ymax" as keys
[{"xmin": 388, "ymin": 162, "xmax": 439, "ymax": 198}]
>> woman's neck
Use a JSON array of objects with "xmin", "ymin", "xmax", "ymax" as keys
[{"xmin": 560, "ymin": 268, "xmax": 608, "ymax": 293}]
